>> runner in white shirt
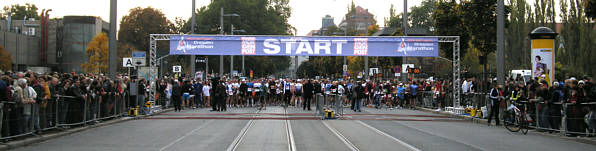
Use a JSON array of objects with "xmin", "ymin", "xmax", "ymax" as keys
[
  {"xmin": 295, "ymin": 80, "xmax": 303, "ymax": 107},
  {"xmin": 202, "ymin": 82, "xmax": 210, "ymax": 108},
  {"xmin": 226, "ymin": 82, "xmax": 233, "ymax": 108},
  {"xmin": 254, "ymin": 82, "xmax": 262, "ymax": 106}
]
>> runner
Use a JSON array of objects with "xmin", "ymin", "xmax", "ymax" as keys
[{"xmin": 295, "ymin": 80, "xmax": 303, "ymax": 107}]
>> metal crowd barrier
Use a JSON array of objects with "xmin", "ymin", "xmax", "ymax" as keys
[
  {"xmin": 314, "ymin": 94, "xmax": 343, "ymax": 118},
  {"xmin": 523, "ymin": 100, "xmax": 596, "ymax": 137},
  {"xmin": 1, "ymin": 92, "xmax": 132, "ymax": 141},
  {"xmin": 315, "ymin": 94, "xmax": 324, "ymax": 117}
]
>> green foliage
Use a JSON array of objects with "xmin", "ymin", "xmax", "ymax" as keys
[
  {"xmin": 323, "ymin": 25, "xmax": 344, "ymax": 36},
  {"xmin": 505, "ymin": 0, "xmax": 533, "ymax": 71},
  {"xmin": 557, "ymin": 0, "xmax": 596, "ymax": 77},
  {"xmin": 433, "ymin": 0, "xmax": 470, "ymax": 59},
  {"xmin": 461, "ymin": 0, "xmax": 497, "ymax": 56},
  {"xmin": 1, "ymin": 3, "xmax": 39, "ymax": 20},
  {"xmin": 175, "ymin": 0, "xmax": 293, "ymax": 77},
  {"xmin": 409, "ymin": 0, "xmax": 436, "ymax": 31},
  {"xmin": 118, "ymin": 7, "xmax": 173, "ymax": 53},
  {"xmin": 117, "ymin": 42, "xmax": 138, "ymax": 73},
  {"xmin": 0, "ymin": 45, "xmax": 12, "ymax": 71}
]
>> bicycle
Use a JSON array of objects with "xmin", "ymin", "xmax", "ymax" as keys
[{"xmin": 504, "ymin": 100, "xmax": 530, "ymax": 134}]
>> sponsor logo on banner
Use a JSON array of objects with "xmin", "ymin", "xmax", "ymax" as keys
[
  {"xmin": 176, "ymin": 36, "xmax": 187, "ymax": 53},
  {"xmin": 175, "ymin": 36, "xmax": 215, "ymax": 54},
  {"xmin": 241, "ymin": 37, "xmax": 256, "ymax": 55},
  {"xmin": 397, "ymin": 38, "xmax": 407, "ymax": 56},
  {"xmin": 353, "ymin": 38, "xmax": 368, "ymax": 56}
]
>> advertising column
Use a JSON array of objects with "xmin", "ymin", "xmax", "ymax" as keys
[{"xmin": 529, "ymin": 27, "xmax": 558, "ymax": 86}]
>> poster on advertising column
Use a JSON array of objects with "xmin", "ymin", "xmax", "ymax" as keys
[{"xmin": 531, "ymin": 39, "xmax": 554, "ymax": 85}]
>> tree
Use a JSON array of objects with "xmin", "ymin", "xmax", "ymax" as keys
[
  {"xmin": 585, "ymin": 0, "xmax": 596, "ymax": 20},
  {"xmin": 323, "ymin": 25, "xmax": 343, "ymax": 36},
  {"xmin": 0, "ymin": 45, "xmax": 12, "ymax": 71},
  {"xmin": 118, "ymin": 7, "xmax": 173, "ymax": 52},
  {"xmin": 117, "ymin": 42, "xmax": 138, "ymax": 73},
  {"xmin": 433, "ymin": 0, "xmax": 470, "ymax": 59},
  {"xmin": 177, "ymin": 0, "xmax": 293, "ymax": 77},
  {"xmin": 1, "ymin": 3, "xmax": 40, "ymax": 20},
  {"xmin": 505, "ymin": 0, "xmax": 533, "ymax": 70},
  {"xmin": 409, "ymin": 0, "xmax": 436, "ymax": 31},
  {"xmin": 558, "ymin": 0, "xmax": 596, "ymax": 77},
  {"xmin": 81, "ymin": 33, "xmax": 109, "ymax": 73}
]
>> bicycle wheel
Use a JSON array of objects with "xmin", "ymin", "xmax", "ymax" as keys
[
  {"xmin": 504, "ymin": 111, "xmax": 520, "ymax": 132},
  {"xmin": 520, "ymin": 114, "xmax": 529, "ymax": 134}
]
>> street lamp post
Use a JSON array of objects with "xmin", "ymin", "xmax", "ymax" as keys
[
  {"xmin": 364, "ymin": 9, "xmax": 369, "ymax": 80},
  {"xmin": 402, "ymin": 0, "xmax": 408, "ymax": 82},
  {"xmin": 220, "ymin": 7, "xmax": 239, "ymax": 78},
  {"xmin": 190, "ymin": 0, "xmax": 196, "ymax": 78},
  {"xmin": 230, "ymin": 24, "xmax": 245, "ymax": 78}
]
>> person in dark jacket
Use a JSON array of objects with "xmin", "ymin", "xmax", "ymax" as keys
[
  {"xmin": 211, "ymin": 77, "xmax": 225, "ymax": 111},
  {"xmin": 171, "ymin": 80, "xmax": 182, "ymax": 112},
  {"xmin": 302, "ymin": 80, "xmax": 314, "ymax": 110},
  {"xmin": 66, "ymin": 80, "xmax": 85, "ymax": 124},
  {"xmin": 137, "ymin": 78, "xmax": 146, "ymax": 109},
  {"xmin": 181, "ymin": 80, "xmax": 192, "ymax": 109},
  {"xmin": 192, "ymin": 79, "xmax": 203, "ymax": 109},
  {"xmin": 488, "ymin": 84, "xmax": 503, "ymax": 126},
  {"xmin": 354, "ymin": 81, "xmax": 364, "ymax": 112},
  {"xmin": 548, "ymin": 81, "xmax": 563, "ymax": 132}
]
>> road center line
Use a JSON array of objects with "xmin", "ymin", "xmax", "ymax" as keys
[
  {"xmin": 159, "ymin": 119, "xmax": 214, "ymax": 151},
  {"xmin": 322, "ymin": 121, "xmax": 360, "ymax": 151},
  {"xmin": 356, "ymin": 120, "xmax": 421, "ymax": 151}
]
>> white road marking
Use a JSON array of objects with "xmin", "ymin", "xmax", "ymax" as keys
[
  {"xmin": 285, "ymin": 109, "xmax": 297, "ymax": 151},
  {"xmin": 226, "ymin": 110, "xmax": 260, "ymax": 151},
  {"xmin": 356, "ymin": 120, "xmax": 421, "ymax": 151},
  {"xmin": 322, "ymin": 121, "xmax": 360, "ymax": 151},
  {"xmin": 159, "ymin": 120, "xmax": 214, "ymax": 151},
  {"xmin": 392, "ymin": 121, "xmax": 488, "ymax": 151}
]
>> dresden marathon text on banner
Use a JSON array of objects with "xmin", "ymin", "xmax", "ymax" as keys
[{"xmin": 170, "ymin": 35, "xmax": 438, "ymax": 57}]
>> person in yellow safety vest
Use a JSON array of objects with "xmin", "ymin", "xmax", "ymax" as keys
[{"xmin": 507, "ymin": 85, "xmax": 521, "ymax": 111}]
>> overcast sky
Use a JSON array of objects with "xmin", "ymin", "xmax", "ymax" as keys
[{"xmin": 1, "ymin": 0, "xmax": 425, "ymax": 36}]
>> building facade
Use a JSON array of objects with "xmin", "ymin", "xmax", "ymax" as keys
[
  {"xmin": 338, "ymin": 6, "xmax": 375, "ymax": 35},
  {"xmin": 0, "ymin": 16, "xmax": 108, "ymax": 73}
]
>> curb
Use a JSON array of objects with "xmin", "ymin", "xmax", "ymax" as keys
[
  {"xmin": 414, "ymin": 107, "xmax": 596, "ymax": 145},
  {"xmin": 0, "ymin": 108, "xmax": 173, "ymax": 151},
  {"xmin": 414, "ymin": 107, "xmax": 490, "ymax": 125}
]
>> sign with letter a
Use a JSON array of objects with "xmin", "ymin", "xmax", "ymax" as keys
[{"xmin": 123, "ymin": 58, "xmax": 133, "ymax": 67}]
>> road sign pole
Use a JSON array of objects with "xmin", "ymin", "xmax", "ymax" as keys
[{"xmin": 190, "ymin": 0, "xmax": 196, "ymax": 78}]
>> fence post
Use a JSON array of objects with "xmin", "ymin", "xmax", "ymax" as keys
[
  {"xmin": 0, "ymin": 102, "xmax": 3, "ymax": 138},
  {"xmin": 83, "ymin": 95, "xmax": 88, "ymax": 126},
  {"xmin": 561, "ymin": 103, "xmax": 567, "ymax": 136},
  {"xmin": 535, "ymin": 102, "xmax": 539, "ymax": 130},
  {"xmin": 55, "ymin": 96, "xmax": 59, "ymax": 127},
  {"xmin": 29, "ymin": 104, "xmax": 34, "ymax": 133}
]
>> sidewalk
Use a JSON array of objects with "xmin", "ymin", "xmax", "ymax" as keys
[
  {"xmin": 0, "ymin": 108, "xmax": 173, "ymax": 151},
  {"xmin": 415, "ymin": 106, "xmax": 596, "ymax": 145}
]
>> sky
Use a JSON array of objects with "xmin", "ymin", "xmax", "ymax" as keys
[{"xmin": 0, "ymin": 0, "xmax": 425, "ymax": 36}]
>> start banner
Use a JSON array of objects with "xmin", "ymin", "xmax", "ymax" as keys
[{"xmin": 170, "ymin": 35, "xmax": 438, "ymax": 57}]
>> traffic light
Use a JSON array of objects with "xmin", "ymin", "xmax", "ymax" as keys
[{"xmin": 407, "ymin": 68, "xmax": 420, "ymax": 74}]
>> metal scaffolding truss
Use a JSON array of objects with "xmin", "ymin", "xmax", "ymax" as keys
[{"xmin": 148, "ymin": 34, "xmax": 461, "ymax": 107}]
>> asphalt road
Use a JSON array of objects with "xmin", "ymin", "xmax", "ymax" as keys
[{"xmin": 11, "ymin": 105, "xmax": 596, "ymax": 151}]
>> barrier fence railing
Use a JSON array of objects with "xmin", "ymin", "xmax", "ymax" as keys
[
  {"xmin": 314, "ymin": 94, "xmax": 344, "ymax": 118},
  {"xmin": 0, "ymin": 92, "xmax": 139, "ymax": 141},
  {"xmin": 413, "ymin": 91, "xmax": 595, "ymax": 136}
]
